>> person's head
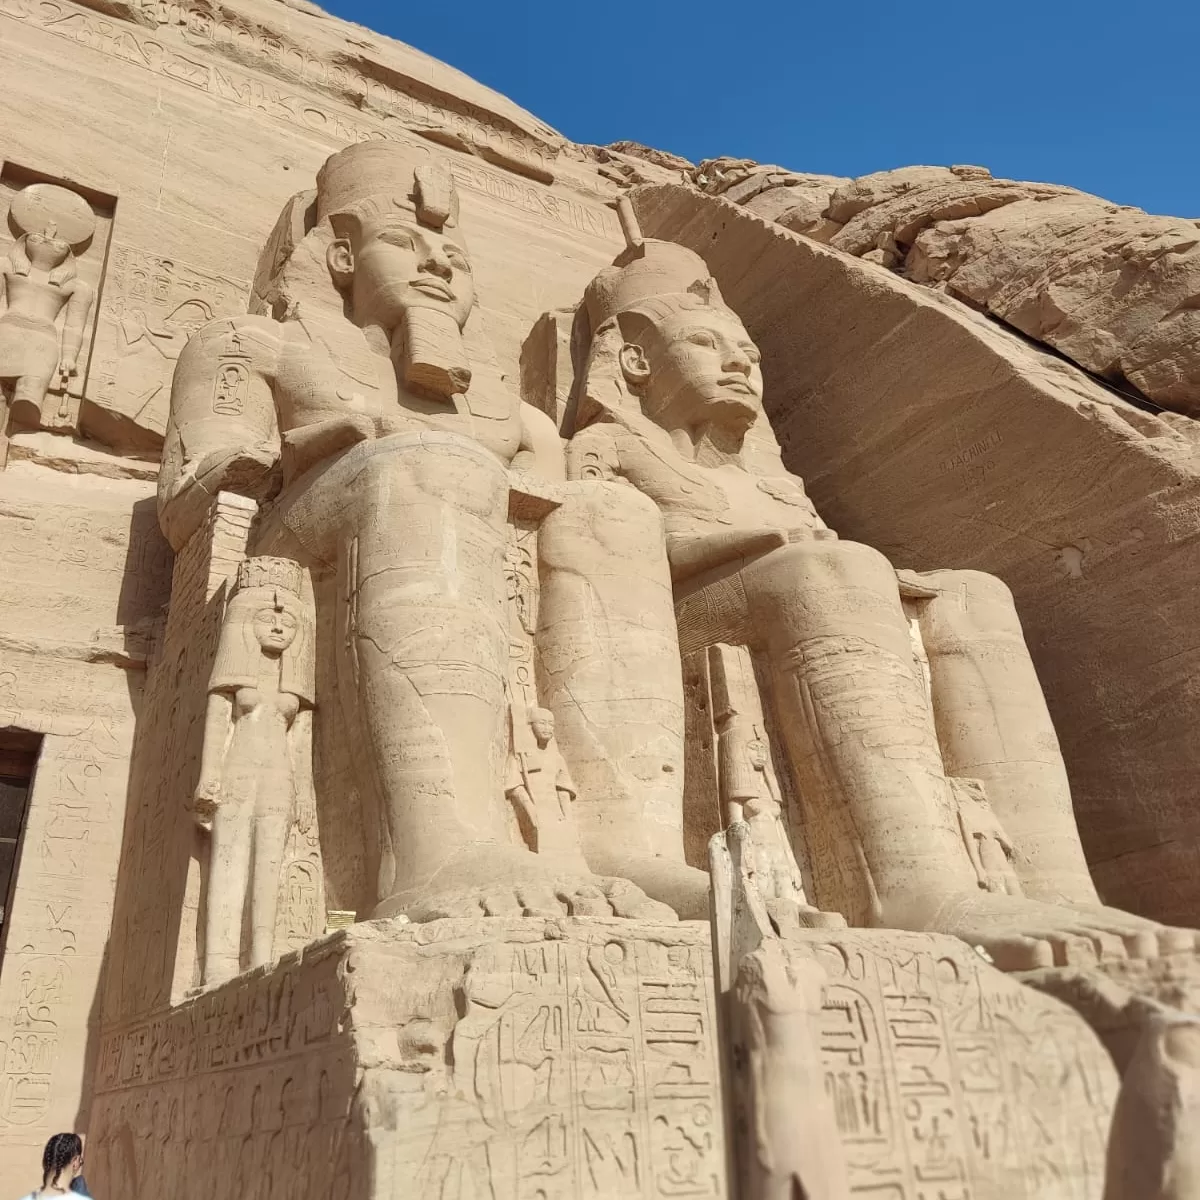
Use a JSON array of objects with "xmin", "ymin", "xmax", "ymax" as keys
[
  {"xmin": 530, "ymin": 707, "xmax": 555, "ymax": 746},
  {"xmin": 318, "ymin": 142, "xmax": 475, "ymax": 333},
  {"xmin": 747, "ymin": 736, "xmax": 769, "ymax": 770},
  {"xmin": 41, "ymin": 1132, "xmax": 83, "ymax": 1188}
]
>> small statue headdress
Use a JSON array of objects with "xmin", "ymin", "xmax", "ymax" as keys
[{"xmin": 209, "ymin": 557, "xmax": 314, "ymax": 703}]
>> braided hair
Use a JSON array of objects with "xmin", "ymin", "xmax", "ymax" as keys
[{"xmin": 41, "ymin": 1132, "xmax": 82, "ymax": 1188}]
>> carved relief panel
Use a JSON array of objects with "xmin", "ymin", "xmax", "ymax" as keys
[
  {"xmin": 0, "ymin": 163, "xmax": 115, "ymax": 442},
  {"xmin": 85, "ymin": 245, "xmax": 248, "ymax": 453}
]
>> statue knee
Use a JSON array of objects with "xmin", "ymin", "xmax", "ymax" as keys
[
  {"xmin": 540, "ymin": 481, "xmax": 667, "ymax": 573},
  {"xmin": 917, "ymin": 569, "xmax": 1024, "ymax": 645},
  {"xmin": 760, "ymin": 538, "xmax": 896, "ymax": 594}
]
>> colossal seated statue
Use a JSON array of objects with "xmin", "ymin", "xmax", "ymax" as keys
[
  {"xmin": 158, "ymin": 140, "xmax": 673, "ymax": 926},
  {"xmin": 561, "ymin": 236, "xmax": 1196, "ymax": 970}
]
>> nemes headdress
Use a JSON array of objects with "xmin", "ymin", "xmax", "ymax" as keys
[
  {"xmin": 572, "ymin": 235, "xmax": 729, "ymax": 434},
  {"xmin": 316, "ymin": 141, "xmax": 459, "ymax": 232}
]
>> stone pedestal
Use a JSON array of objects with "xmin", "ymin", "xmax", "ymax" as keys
[
  {"xmin": 86, "ymin": 917, "xmax": 728, "ymax": 1199},
  {"xmin": 724, "ymin": 929, "xmax": 1119, "ymax": 1200}
]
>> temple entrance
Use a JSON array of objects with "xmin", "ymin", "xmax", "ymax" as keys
[{"xmin": 0, "ymin": 729, "xmax": 41, "ymax": 968}]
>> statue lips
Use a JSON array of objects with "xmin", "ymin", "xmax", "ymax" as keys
[{"xmin": 410, "ymin": 276, "xmax": 455, "ymax": 302}]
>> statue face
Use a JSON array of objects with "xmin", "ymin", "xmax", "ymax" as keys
[
  {"xmin": 626, "ymin": 307, "xmax": 763, "ymax": 433},
  {"xmin": 24, "ymin": 232, "xmax": 71, "ymax": 272},
  {"xmin": 333, "ymin": 216, "xmax": 475, "ymax": 330},
  {"xmin": 531, "ymin": 710, "xmax": 555, "ymax": 744},
  {"xmin": 253, "ymin": 605, "xmax": 298, "ymax": 655}
]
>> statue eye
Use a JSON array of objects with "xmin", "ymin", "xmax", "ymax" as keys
[
  {"xmin": 687, "ymin": 331, "xmax": 717, "ymax": 349},
  {"xmin": 742, "ymin": 345, "xmax": 762, "ymax": 364},
  {"xmin": 379, "ymin": 232, "xmax": 415, "ymax": 250}
]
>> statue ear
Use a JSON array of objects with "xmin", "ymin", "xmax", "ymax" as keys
[
  {"xmin": 326, "ymin": 238, "xmax": 354, "ymax": 289},
  {"xmin": 618, "ymin": 342, "xmax": 651, "ymax": 389}
]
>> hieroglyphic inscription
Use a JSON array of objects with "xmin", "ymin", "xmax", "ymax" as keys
[
  {"xmin": 88, "ymin": 244, "xmax": 248, "ymax": 444},
  {"xmin": 789, "ymin": 931, "xmax": 1116, "ymax": 1200},
  {"xmin": 408, "ymin": 922, "xmax": 725, "ymax": 1200}
]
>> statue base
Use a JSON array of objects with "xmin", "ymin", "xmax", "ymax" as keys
[{"xmin": 87, "ymin": 916, "xmax": 730, "ymax": 1199}]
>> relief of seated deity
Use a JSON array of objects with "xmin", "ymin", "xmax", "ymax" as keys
[
  {"xmin": 159, "ymin": 140, "xmax": 675, "ymax": 926},
  {"xmin": 556, "ymin": 233, "xmax": 1197, "ymax": 970}
]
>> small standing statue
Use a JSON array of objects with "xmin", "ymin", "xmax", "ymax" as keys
[
  {"xmin": 719, "ymin": 721, "xmax": 807, "ymax": 905},
  {"xmin": 194, "ymin": 556, "xmax": 315, "ymax": 987},
  {"xmin": 0, "ymin": 183, "xmax": 96, "ymax": 431},
  {"xmin": 505, "ymin": 707, "xmax": 585, "ymax": 866},
  {"xmin": 952, "ymin": 777, "xmax": 1022, "ymax": 896}
]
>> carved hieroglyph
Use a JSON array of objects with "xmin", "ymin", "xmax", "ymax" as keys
[
  {"xmin": 561, "ymin": 232, "xmax": 1197, "ymax": 969},
  {"xmin": 711, "ymin": 822, "xmax": 1118, "ymax": 1200},
  {"xmin": 195, "ymin": 555, "xmax": 316, "ymax": 987}
]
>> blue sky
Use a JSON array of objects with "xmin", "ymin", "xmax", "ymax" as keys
[{"xmin": 323, "ymin": 0, "xmax": 1199, "ymax": 217}]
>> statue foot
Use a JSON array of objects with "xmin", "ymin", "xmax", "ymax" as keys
[
  {"xmin": 371, "ymin": 843, "xmax": 678, "ymax": 924},
  {"xmin": 766, "ymin": 897, "xmax": 847, "ymax": 937},
  {"xmin": 881, "ymin": 890, "xmax": 1198, "ymax": 973},
  {"xmin": 583, "ymin": 850, "xmax": 712, "ymax": 920},
  {"xmin": 1062, "ymin": 901, "xmax": 1199, "ymax": 959}
]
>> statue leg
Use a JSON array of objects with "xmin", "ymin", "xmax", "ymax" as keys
[
  {"xmin": 919, "ymin": 568, "xmax": 1195, "ymax": 955},
  {"xmin": 915, "ymin": 569, "xmax": 1096, "ymax": 904},
  {"xmin": 204, "ymin": 800, "xmax": 251, "ymax": 986},
  {"xmin": 263, "ymin": 435, "xmax": 674, "ymax": 923},
  {"xmin": 249, "ymin": 811, "xmax": 289, "ymax": 969},
  {"xmin": 537, "ymin": 481, "xmax": 708, "ymax": 918},
  {"xmin": 743, "ymin": 539, "xmax": 978, "ymax": 924},
  {"xmin": 742, "ymin": 541, "xmax": 1193, "ymax": 968}
]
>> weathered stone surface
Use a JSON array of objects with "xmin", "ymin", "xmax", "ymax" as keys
[{"xmin": 1, "ymin": 0, "xmax": 1199, "ymax": 1191}]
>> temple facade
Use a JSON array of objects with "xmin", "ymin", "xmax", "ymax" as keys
[{"xmin": 0, "ymin": 2, "xmax": 1198, "ymax": 1197}]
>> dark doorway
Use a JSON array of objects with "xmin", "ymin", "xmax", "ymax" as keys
[{"xmin": 0, "ymin": 730, "xmax": 42, "ymax": 967}]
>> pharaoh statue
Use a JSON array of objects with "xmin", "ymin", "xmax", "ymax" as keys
[
  {"xmin": 0, "ymin": 182, "xmax": 95, "ymax": 423},
  {"xmin": 195, "ymin": 556, "xmax": 315, "ymax": 986},
  {"xmin": 561, "ymin": 234, "xmax": 1197, "ymax": 970},
  {"xmin": 160, "ymin": 140, "xmax": 672, "ymax": 924}
]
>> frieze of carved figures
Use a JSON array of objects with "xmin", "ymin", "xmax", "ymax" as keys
[
  {"xmin": 193, "ymin": 555, "xmax": 315, "ymax": 987},
  {"xmin": 557, "ymin": 220, "xmax": 1198, "ymax": 971},
  {"xmin": 0, "ymin": 182, "xmax": 95, "ymax": 454}
]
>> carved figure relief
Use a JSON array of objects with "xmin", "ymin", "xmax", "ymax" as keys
[
  {"xmin": 194, "ymin": 555, "xmax": 315, "ymax": 987},
  {"xmin": 951, "ymin": 776, "xmax": 1022, "ymax": 896},
  {"xmin": 0, "ymin": 182, "xmax": 96, "ymax": 442}
]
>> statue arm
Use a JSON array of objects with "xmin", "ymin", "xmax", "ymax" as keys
[
  {"xmin": 58, "ymin": 279, "xmax": 94, "ymax": 374},
  {"xmin": 513, "ymin": 401, "xmax": 566, "ymax": 482},
  {"xmin": 158, "ymin": 316, "xmax": 282, "ymax": 550},
  {"xmin": 666, "ymin": 528, "xmax": 789, "ymax": 585},
  {"xmin": 194, "ymin": 690, "xmax": 234, "ymax": 824}
]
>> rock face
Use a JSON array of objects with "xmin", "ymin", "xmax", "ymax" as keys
[
  {"xmin": 0, "ymin": 0, "xmax": 1199, "ymax": 1197},
  {"xmin": 695, "ymin": 160, "xmax": 1200, "ymax": 418}
]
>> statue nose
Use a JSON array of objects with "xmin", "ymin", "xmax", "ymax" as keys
[
  {"xmin": 724, "ymin": 352, "xmax": 751, "ymax": 375},
  {"xmin": 420, "ymin": 250, "xmax": 452, "ymax": 280}
]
